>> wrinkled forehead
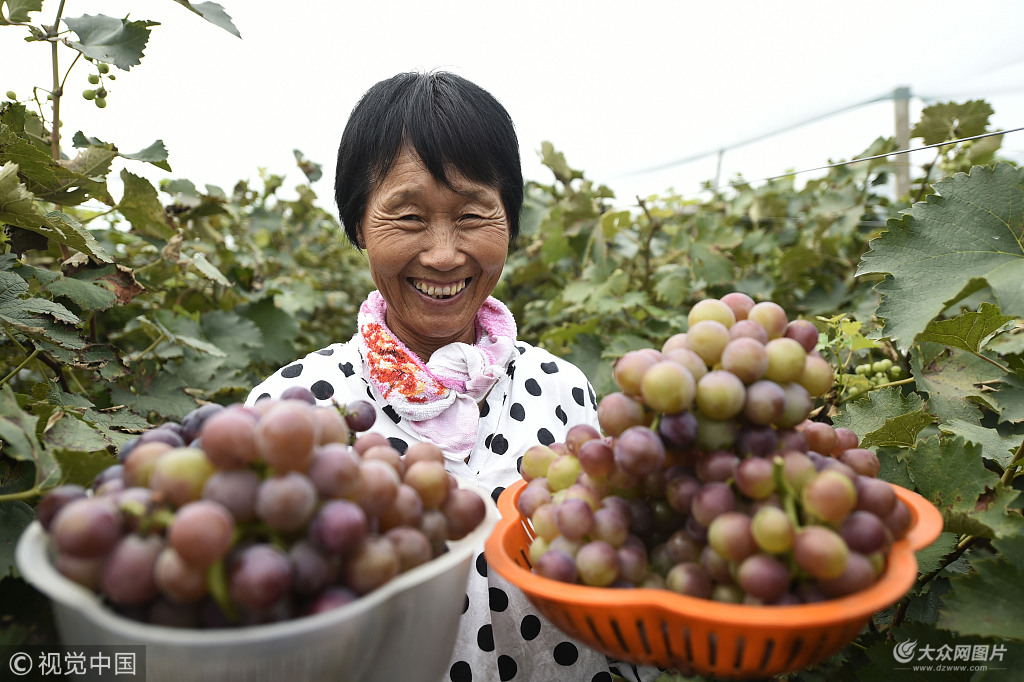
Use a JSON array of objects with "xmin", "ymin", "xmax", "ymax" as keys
[{"xmin": 372, "ymin": 145, "xmax": 501, "ymax": 203}]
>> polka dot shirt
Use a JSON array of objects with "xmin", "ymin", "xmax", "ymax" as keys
[{"xmin": 247, "ymin": 335, "xmax": 660, "ymax": 682}]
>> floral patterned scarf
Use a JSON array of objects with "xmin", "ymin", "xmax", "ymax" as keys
[{"xmin": 357, "ymin": 291, "xmax": 517, "ymax": 460}]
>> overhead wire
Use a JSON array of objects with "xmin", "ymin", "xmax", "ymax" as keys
[
  {"xmin": 619, "ymin": 80, "xmax": 1024, "ymax": 199},
  {"xmin": 701, "ymin": 126, "xmax": 1024, "ymax": 195}
]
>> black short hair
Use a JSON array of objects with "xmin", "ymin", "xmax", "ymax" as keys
[{"xmin": 335, "ymin": 71, "xmax": 523, "ymax": 247}]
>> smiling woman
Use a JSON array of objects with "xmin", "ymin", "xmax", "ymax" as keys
[
  {"xmin": 247, "ymin": 71, "xmax": 660, "ymax": 682},
  {"xmin": 359, "ymin": 148, "xmax": 510, "ymax": 361}
]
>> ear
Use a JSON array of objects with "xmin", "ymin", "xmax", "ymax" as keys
[{"xmin": 355, "ymin": 223, "xmax": 366, "ymax": 250}]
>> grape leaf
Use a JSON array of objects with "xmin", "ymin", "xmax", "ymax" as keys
[
  {"xmin": 63, "ymin": 15, "xmax": 159, "ymax": 71},
  {"xmin": 652, "ymin": 263, "xmax": 691, "ymax": 307},
  {"xmin": 0, "ymin": 0, "xmax": 42, "ymax": 24},
  {"xmin": 564, "ymin": 333, "xmax": 613, "ymax": 398},
  {"xmin": 18, "ymin": 297, "xmax": 79, "ymax": 325},
  {"xmin": 121, "ymin": 139, "xmax": 171, "ymax": 171},
  {"xmin": 911, "ymin": 344, "xmax": 1003, "ymax": 424},
  {"xmin": 0, "ymin": 502, "xmax": 34, "ymax": 579},
  {"xmin": 878, "ymin": 449, "xmax": 914, "ymax": 489},
  {"xmin": 34, "ymin": 342, "xmax": 123, "ymax": 377},
  {"xmin": 917, "ymin": 303, "xmax": 1015, "ymax": 354},
  {"xmin": 293, "ymin": 149, "xmax": 321, "ymax": 182},
  {"xmin": 70, "ymin": 132, "xmax": 171, "ymax": 172},
  {"xmin": 0, "ymin": 385, "xmax": 60, "ymax": 491},
  {"xmin": 987, "ymin": 327, "xmax": 1024, "ymax": 354},
  {"xmin": 689, "ymin": 242, "xmax": 734, "ymax": 287},
  {"xmin": 62, "ymin": 262, "xmax": 144, "ymax": 307},
  {"xmin": 540, "ymin": 141, "xmax": 582, "ymax": 185},
  {"xmin": 0, "ymin": 124, "xmax": 104, "ymax": 207},
  {"xmin": 861, "ymin": 410, "xmax": 934, "ymax": 450},
  {"xmin": 108, "ymin": 370, "xmax": 197, "ymax": 422},
  {"xmin": 904, "ymin": 578, "xmax": 952, "ymax": 628},
  {"xmin": 903, "ymin": 436, "xmax": 997, "ymax": 527},
  {"xmin": 539, "ymin": 208, "xmax": 573, "ymax": 264},
  {"xmin": 62, "ymin": 144, "xmax": 117, "ymax": 183},
  {"xmin": 54, "ymin": 448, "xmax": 118, "ymax": 491},
  {"xmin": 117, "ymin": 169, "xmax": 175, "ymax": 239},
  {"xmin": 172, "ymin": 1, "xmax": 241, "ymax": 38},
  {"xmin": 0, "ymin": 271, "xmax": 86, "ymax": 350},
  {"xmin": 915, "ymin": 531, "xmax": 960, "ymax": 575},
  {"xmin": 0, "ymin": 160, "xmax": 113, "ymax": 258},
  {"xmin": 188, "ymin": 251, "xmax": 231, "ymax": 287},
  {"xmin": 83, "ymin": 407, "xmax": 148, "ymax": 448},
  {"xmin": 41, "ymin": 410, "xmax": 109, "ymax": 453},
  {"xmin": 173, "ymin": 334, "xmax": 226, "ymax": 358},
  {"xmin": 45, "ymin": 273, "xmax": 118, "ymax": 312},
  {"xmin": 832, "ymin": 386, "xmax": 933, "ymax": 449},
  {"xmin": 142, "ymin": 311, "xmax": 226, "ymax": 358},
  {"xmin": 939, "ymin": 419, "xmax": 1020, "ymax": 468},
  {"xmin": 0, "ymin": 161, "xmax": 44, "ymax": 229},
  {"xmin": 939, "ymin": 532, "xmax": 1024, "ymax": 639},
  {"xmin": 857, "ymin": 163, "xmax": 1024, "ymax": 351},
  {"xmin": 910, "ymin": 100, "xmax": 994, "ymax": 145},
  {"xmin": 986, "ymin": 374, "xmax": 1024, "ymax": 423},
  {"xmin": 41, "ymin": 211, "xmax": 113, "ymax": 263},
  {"xmin": 968, "ymin": 485, "xmax": 1024, "ymax": 540},
  {"xmin": 201, "ymin": 311, "xmax": 263, "ymax": 360}
]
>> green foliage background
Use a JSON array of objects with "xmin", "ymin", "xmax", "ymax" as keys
[{"xmin": 1, "ymin": 4, "xmax": 1022, "ymax": 680}]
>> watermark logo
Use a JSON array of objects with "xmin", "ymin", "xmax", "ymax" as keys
[
  {"xmin": 8, "ymin": 651, "xmax": 33, "ymax": 676},
  {"xmin": 893, "ymin": 638, "xmax": 918, "ymax": 664},
  {"xmin": 891, "ymin": 638, "xmax": 1009, "ymax": 674},
  {"xmin": 1, "ymin": 645, "xmax": 146, "ymax": 680}
]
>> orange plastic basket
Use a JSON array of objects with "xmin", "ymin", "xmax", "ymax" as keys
[{"xmin": 485, "ymin": 479, "xmax": 942, "ymax": 680}]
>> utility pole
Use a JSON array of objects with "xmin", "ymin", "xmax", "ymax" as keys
[{"xmin": 894, "ymin": 86, "xmax": 911, "ymax": 198}]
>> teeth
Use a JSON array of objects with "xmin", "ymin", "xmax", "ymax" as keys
[{"xmin": 414, "ymin": 279, "xmax": 467, "ymax": 299}]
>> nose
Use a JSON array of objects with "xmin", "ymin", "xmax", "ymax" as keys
[{"xmin": 418, "ymin": 223, "xmax": 466, "ymax": 271}]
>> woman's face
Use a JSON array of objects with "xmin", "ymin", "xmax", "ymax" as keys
[{"xmin": 359, "ymin": 147, "xmax": 509, "ymax": 359}]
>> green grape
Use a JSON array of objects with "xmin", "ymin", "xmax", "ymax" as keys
[{"xmin": 687, "ymin": 299, "xmax": 736, "ymax": 329}]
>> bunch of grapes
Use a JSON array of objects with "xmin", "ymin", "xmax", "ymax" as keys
[
  {"xmin": 36, "ymin": 390, "xmax": 487, "ymax": 628},
  {"xmin": 517, "ymin": 293, "xmax": 912, "ymax": 605},
  {"xmin": 842, "ymin": 358, "xmax": 903, "ymax": 399}
]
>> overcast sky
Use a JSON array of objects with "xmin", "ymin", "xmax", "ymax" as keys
[{"xmin": 3, "ymin": 1, "xmax": 1024, "ymax": 211}]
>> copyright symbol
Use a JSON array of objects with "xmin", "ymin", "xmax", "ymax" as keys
[{"xmin": 8, "ymin": 651, "xmax": 33, "ymax": 676}]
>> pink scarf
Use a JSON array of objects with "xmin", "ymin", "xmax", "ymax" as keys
[{"xmin": 357, "ymin": 291, "xmax": 517, "ymax": 461}]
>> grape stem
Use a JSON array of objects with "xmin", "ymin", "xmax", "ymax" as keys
[
  {"xmin": 771, "ymin": 456, "xmax": 802, "ymax": 530},
  {"xmin": 129, "ymin": 331, "xmax": 167, "ymax": 364},
  {"xmin": 0, "ymin": 348, "xmax": 41, "ymax": 387},
  {"xmin": 834, "ymin": 377, "xmax": 916, "ymax": 407},
  {"xmin": 999, "ymin": 439, "xmax": 1024, "ymax": 486},
  {"xmin": 634, "ymin": 197, "xmax": 662, "ymax": 291},
  {"xmin": 0, "ymin": 484, "xmax": 44, "ymax": 503},
  {"xmin": 890, "ymin": 534, "xmax": 979, "ymax": 630},
  {"xmin": 206, "ymin": 558, "xmax": 239, "ymax": 623}
]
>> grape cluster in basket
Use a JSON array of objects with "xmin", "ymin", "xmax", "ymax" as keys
[
  {"xmin": 517, "ymin": 293, "xmax": 912, "ymax": 605},
  {"xmin": 36, "ymin": 391, "xmax": 486, "ymax": 627}
]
